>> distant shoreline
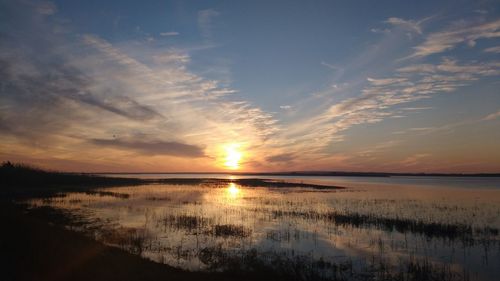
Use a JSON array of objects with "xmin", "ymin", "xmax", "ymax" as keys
[
  {"xmin": 93, "ymin": 171, "xmax": 500, "ymax": 178},
  {"xmin": 0, "ymin": 163, "xmax": 344, "ymax": 191}
]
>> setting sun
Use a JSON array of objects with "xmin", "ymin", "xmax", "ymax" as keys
[{"xmin": 223, "ymin": 144, "xmax": 243, "ymax": 169}]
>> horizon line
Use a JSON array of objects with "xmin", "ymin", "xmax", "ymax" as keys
[{"xmin": 86, "ymin": 171, "xmax": 500, "ymax": 177}]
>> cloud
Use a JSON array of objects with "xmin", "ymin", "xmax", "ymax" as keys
[
  {"xmin": 356, "ymin": 140, "xmax": 401, "ymax": 158},
  {"xmin": 198, "ymin": 9, "xmax": 220, "ymax": 40},
  {"xmin": 72, "ymin": 93, "xmax": 165, "ymax": 121},
  {"xmin": 160, "ymin": 31, "xmax": 179, "ymax": 36},
  {"xmin": 400, "ymin": 153, "xmax": 431, "ymax": 166},
  {"xmin": 482, "ymin": 110, "xmax": 500, "ymax": 121},
  {"xmin": 0, "ymin": 1, "xmax": 279, "ymax": 170},
  {"xmin": 370, "ymin": 28, "xmax": 391, "ymax": 34},
  {"xmin": 410, "ymin": 19, "xmax": 500, "ymax": 58},
  {"xmin": 402, "ymin": 107, "xmax": 433, "ymax": 111},
  {"xmin": 90, "ymin": 138, "xmax": 206, "ymax": 158},
  {"xmin": 484, "ymin": 46, "xmax": 500, "ymax": 53},
  {"xmin": 385, "ymin": 17, "xmax": 423, "ymax": 34},
  {"xmin": 280, "ymin": 105, "xmax": 292, "ymax": 110},
  {"xmin": 397, "ymin": 64, "xmax": 437, "ymax": 73},
  {"xmin": 367, "ymin": 77, "xmax": 408, "ymax": 86},
  {"xmin": 35, "ymin": 1, "xmax": 57, "ymax": 15},
  {"xmin": 411, "ymin": 127, "xmax": 435, "ymax": 131},
  {"xmin": 321, "ymin": 61, "xmax": 342, "ymax": 70},
  {"xmin": 265, "ymin": 153, "xmax": 295, "ymax": 163},
  {"xmin": 152, "ymin": 50, "xmax": 190, "ymax": 64},
  {"xmin": 397, "ymin": 58, "xmax": 500, "ymax": 75},
  {"xmin": 278, "ymin": 54, "xmax": 500, "ymax": 158}
]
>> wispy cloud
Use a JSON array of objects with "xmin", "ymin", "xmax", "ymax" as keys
[
  {"xmin": 0, "ymin": 1, "xmax": 279, "ymax": 170},
  {"xmin": 410, "ymin": 19, "xmax": 500, "ymax": 58},
  {"xmin": 276, "ymin": 41, "xmax": 500, "ymax": 159},
  {"xmin": 370, "ymin": 28, "xmax": 391, "ymax": 34},
  {"xmin": 272, "ymin": 28, "xmax": 500, "ymax": 170},
  {"xmin": 385, "ymin": 17, "xmax": 424, "ymax": 34},
  {"xmin": 91, "ymin": 138, "xmax": 206, "ymax": 157},
  {"xmin": 484, "ymin": 46, "xmax": 500, "ymax": 53},
  {"xmin": 198, "ymin": 9, "xmax": 220, "ymax": 40},
  {"xmin": 367, "ymin": 77, "xmax": 408, "ymax": 86},
  {"xmin": 265, "ymin": 153, "xmax": 295, "ymax": 163},
  {"xmin": 321, "ymin": 61, "xmax": 342, "ymax": 70},
  {"xmin": 35, "ymin": 1, "xmax": 57, "ymax": 15},
  {"xmin": 482, "ymin": 110, "xmax": 500, "ymax": 121},
  {"xmin": 402, "ymin": 107, "xmax": 434, "ymax": 111},
  {"xmin": 160, "ymin": 31, "xmax": 179, "ymax": 36},
  {"xmin": 400, "ymin": 153, "xmax": 431, "ymax": 166}
]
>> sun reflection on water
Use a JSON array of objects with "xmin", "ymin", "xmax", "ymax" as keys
[{"xmin": 226, "ymin": 182, "xmax": 240, "ymax": 199}]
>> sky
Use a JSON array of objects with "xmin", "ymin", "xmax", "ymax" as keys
[{"xmin": 1, "ymin": 0, "xmax": 500, "ymax": 173}]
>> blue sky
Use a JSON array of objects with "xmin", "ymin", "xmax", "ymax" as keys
[{"xmin": 1, "ymin": 0, "xmax": 500, "ymax": 172}]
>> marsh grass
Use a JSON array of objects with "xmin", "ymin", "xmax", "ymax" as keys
[
  {"xmin": 161, "ymin": 214, "xmax": 213, "ymax": 233},
  {"xmin": 83, "ymin": 190, "xmax": 130, "ymax": 199},
  {"xmin": 269, "ymin": 209, "xmax": 499, "ymax": 243},
  {"xmin": 98, "ymin": 227, "xmax": 150, "ymax": 255},
  {"xmin": 145, "ymin": 196, "xmax": 172, "ymax": 201},
  {"xmin": 213, "ymin": 224, "xmax": 251, "ymax": 237}
]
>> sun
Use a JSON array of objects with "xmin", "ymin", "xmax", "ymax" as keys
[{"xmin": 223, "ymin": 144, "xmax": 243, "ymax": 169}]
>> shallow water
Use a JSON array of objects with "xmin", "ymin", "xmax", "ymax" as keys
[
  {"xmin": 29, "ymin": 179, "xmax": 500, "ymax": 280},
  {"xmin": 101, "ymin": 173, "xmax": 500, "ymax": 189}
]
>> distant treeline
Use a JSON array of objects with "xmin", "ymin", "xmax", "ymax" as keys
[
  {"xmin": 249, "ymin": 171, "xmax": 500, "ymax": 177},
  {"xmin": 101, "ymin": 171, "xmax": 500, "ymax": 177}
]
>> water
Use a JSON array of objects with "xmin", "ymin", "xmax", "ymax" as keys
[
  {"xmin": 29, "ymin": 176, "xmax": 500, "ymax": 280},
  {"xmin": 100, "ymin": 173, "xmax": 500, "ymax": 189}
]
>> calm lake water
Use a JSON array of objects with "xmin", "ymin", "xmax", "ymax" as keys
[
  {"xmin": 29, "ymin": 175, "xmax": 500, "ymax": 280},
  {"xmin": 101, "ymin": 173, "xmax": 500, "ymax": 189}
]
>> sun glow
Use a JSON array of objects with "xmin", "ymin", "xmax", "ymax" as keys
[{"xmin": 223, "ymin": 144, "xmax": 243, "ymax": 169}]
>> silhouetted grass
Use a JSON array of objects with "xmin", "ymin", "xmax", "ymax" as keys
[
  {"xmin": 196, "ymin": 244, "xmax": 470, "ymax": 281},
  {"xmin": 213, "ymin": 224, "xmax": 251, "ymax": 238},
  {"xmin": 0, "ymin": 162, "xmax": 143, "ymax": 192},
  {"xmin": 270, "ymin": 209, "xmax": 499, "ymax": 242},
  {"xmin": 83, "ymin": 190, "xmax": 130, "ymax": 199},
  {"xmin": 98, "ymin": 227, "xmax": 149, "ymax": 255},
  {"xmin": 161, "ymin": 214, "xmax": 213, "ymax": 233}
]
